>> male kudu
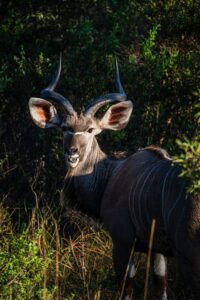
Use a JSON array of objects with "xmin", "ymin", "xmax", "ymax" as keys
[{"xmin": 29, "ymin": 56, "xmax": 200, "ymax": 299}]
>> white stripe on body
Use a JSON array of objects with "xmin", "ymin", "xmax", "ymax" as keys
[
  {"xmin": 130, "ymin": 164, "xmax": 154, "ymax": 230},
  {"xmin": 143, "ymin": 162, "xmax": 166, "ymax": 224},
  {"xmin": 161, "ymin": 167, "xmax": 175, "ymax": 218},
  {"xmin": 138, "ymin": 162, "xmax": 165, "ymax": 229},
  {"xmin": 166, "ymin": 182, "xmax": 185, "ymax": 230},
  {"xmin": 163, "ymin": 168, "xmax": 177, "ymax": 213}
]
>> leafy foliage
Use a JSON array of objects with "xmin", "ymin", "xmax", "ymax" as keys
[
  {"xmin": 0, "ymin": 233, "xmax": 46, "ymax": 299},
  {"xmin": 0, "ymin": 207, "xmax": 116, "ymax": 299},
  {"xmin": 174, "ymin": 139, "xmax": 200, "ymax": 195}
]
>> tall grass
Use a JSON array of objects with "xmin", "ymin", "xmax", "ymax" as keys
[
  {"xmin": 0, "ymin": 202, "xmax": 188, "ymax": 299},
  {"xmin": 0, "ymin": 204, "xmax": 116, "ymax": 299}
]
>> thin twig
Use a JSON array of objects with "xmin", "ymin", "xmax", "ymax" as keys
[
  {"xmin": 42, "ymin": 222, "xmax": 47, "ymax": 300},
  {"xmin": 144, "ymin": 219, "xmax": 156, "ymax": 300},
  {"xmin": 118, "ymin": 238, "xmax": 136, "ymax": 300},
  {"xmin": 55, "ymin": 220, "xmax": 60, "ymax": 300}
]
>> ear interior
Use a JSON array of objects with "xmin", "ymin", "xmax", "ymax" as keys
[
  {"xmin": 29, "ymin": 97, "xmax": 60, "ymax": 128},
  {"xmin": 99, "ymin": 100, "xmax": 133, "ymax": 130}
]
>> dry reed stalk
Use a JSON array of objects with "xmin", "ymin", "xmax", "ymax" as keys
[
  {"xmin": 38, "ymin": 230, "xmax": 42, "ymax": 256},
  {"xmin": 55, "ymin": 221, "xmax": 61, "ymax": 300},
  {"xmin": 9, "ymin": 286, "xmax": 12, "ymax": 300},
  {"xmin": 144, "ymin": 219, "xmax": 156, "ymax": 300},
  {"xmin": 69, "ymin": 237, "xmax": 82, "ymax": 279},
  {"xmin": 94, "ymin": 289, "xmax": 101, "ymax": 300},
  {"xmin": 42, "ymin": 222, "xmax": 47, "ymax": 300},
  {"xmin": 31, "ymin": 208, "xmax": 36, "ymax": 239},
  {"xmin": 81, "ymin": 232, "xmax": 86, "ymax": 281},
  {"xmin": 118, "ymin": 239, "xmax": 136, "ymax": 300}
]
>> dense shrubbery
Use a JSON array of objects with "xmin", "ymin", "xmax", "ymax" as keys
[
  {"xmin": 0, "ymin": 207, "xmax": 115, "ymax": 299},
  {"xmin": 0, "ymin": 0, "xmax": 199, "ymax": 298}
]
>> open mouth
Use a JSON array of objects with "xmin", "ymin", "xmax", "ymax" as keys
[{"xmin": 66, "ymin": 154, "xmax": 80, "ymax": 168}]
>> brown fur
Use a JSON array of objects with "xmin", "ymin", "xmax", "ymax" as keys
[
  {"xmin": 65, "ymin": 114, "xmax": 96, "ymax": 132},
  {"xmin": 143, "ymin": 145, "xmax": 171, "ymax": 160}
]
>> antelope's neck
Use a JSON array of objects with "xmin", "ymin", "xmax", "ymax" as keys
[{"xmin": 64, "ymin": 139, "xmax": 122, "ymax": 218}]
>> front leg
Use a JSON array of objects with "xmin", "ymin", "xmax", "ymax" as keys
[
  {"xmin": 113, "ymin": 240, "xmax": 135, "ymax": 300},
  {"xmin": 152, "ymin": 253, "xmax": 168, "ymax": 300}
]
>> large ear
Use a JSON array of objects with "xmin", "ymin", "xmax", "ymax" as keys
[
  {"xmin": 99, "ymin": 100, "xmax": 133, "ymax": 130},
  {"xmin": 29, "ymin": 97, "xmax": 61, "ymax": 128}
]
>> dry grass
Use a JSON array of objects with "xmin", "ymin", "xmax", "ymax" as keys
[{"xmin": 0, "ymin": 202, "xmax": 188, "ymax": 300}]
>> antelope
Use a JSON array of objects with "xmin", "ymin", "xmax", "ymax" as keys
[{"xmin": 29, "ymin": 55, "xmax": 200, "ymax": 299}]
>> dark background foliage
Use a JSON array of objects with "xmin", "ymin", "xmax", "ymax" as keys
[{"xmin": 0, "ymin": 0, "xmax": 199, "ymax": 208}]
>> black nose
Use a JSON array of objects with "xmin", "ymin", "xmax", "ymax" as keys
[{"xmin": 68, "ymin": 147, "xmax": 78, "ymax": 155}]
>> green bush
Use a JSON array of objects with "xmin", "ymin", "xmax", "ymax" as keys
[
  {"xmin": 174, "ymin": 139, "xmax": 200, "ymax": 195},
  {"xmin": 0, "ymin": 207, "xmax": 116, "ymax": 299},
  {"xmin": 0, "ymin": 232, "xmax": 47, "ymax": 299}
]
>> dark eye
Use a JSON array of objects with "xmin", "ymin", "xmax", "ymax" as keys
[
  {"xmin": 61, "ymin": 126, "xmax": 68, "ymax": 132},
  {"xmin": 88, "ymin": 128, "xmax": 94, "ymax": 133}
]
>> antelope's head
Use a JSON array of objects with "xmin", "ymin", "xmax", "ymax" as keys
[{"xmin": 29, "ymin": 55, "xmax": 133, "ymax": 168}]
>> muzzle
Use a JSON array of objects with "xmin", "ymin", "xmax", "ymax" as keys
[{"xmin": 65, "ymin": 153, "xmax": 80, "ymax": 168}]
